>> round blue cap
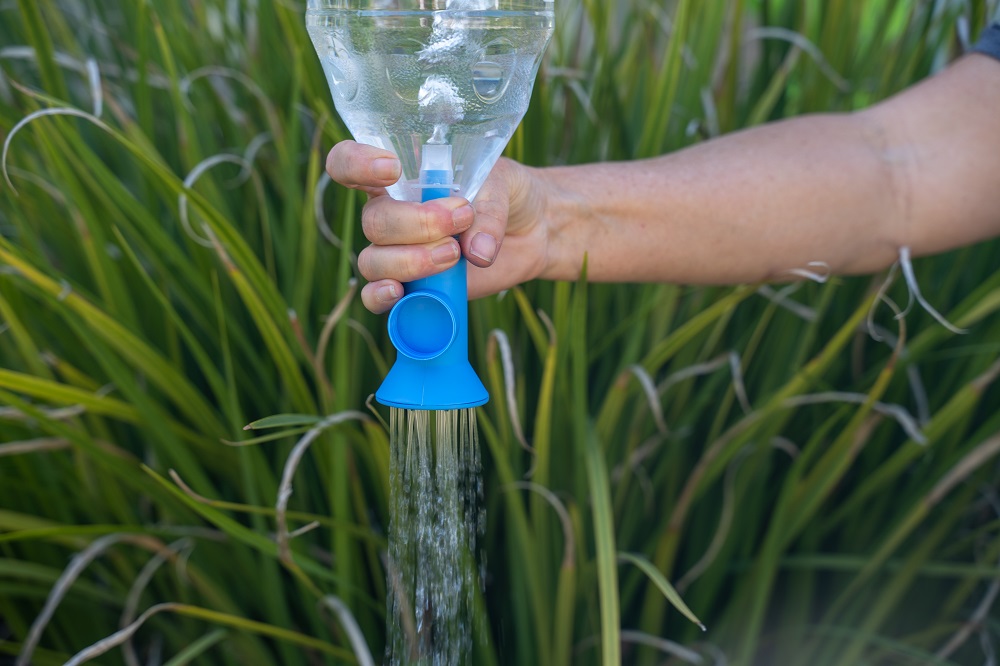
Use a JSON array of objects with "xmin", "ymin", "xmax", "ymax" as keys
[{"xmin": 387, "ymin": 292, "xmax": 457, "ymax": 360}]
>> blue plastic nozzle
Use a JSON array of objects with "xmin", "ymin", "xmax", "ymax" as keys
[{"xmin": 375, "ymin": 144, "xmax": 490, "ymax": 411}]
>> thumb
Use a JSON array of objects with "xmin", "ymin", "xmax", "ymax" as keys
[{"xmin": 460, "ymin": 180, "xmax": 510, "ymax": 268}]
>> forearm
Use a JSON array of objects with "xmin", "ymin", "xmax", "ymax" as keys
[
  {"xmin": 539, "ymin": 113, "xmax": 901, "ymax": 284},
  {"xmin": 537, "ymin": 55, "xmax": 1000, "ymax": 286}
]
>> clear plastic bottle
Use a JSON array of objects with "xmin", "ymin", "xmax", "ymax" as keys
[{"xmin": 306, "ymin": 0, "xmax": 554, "ymax": 202}]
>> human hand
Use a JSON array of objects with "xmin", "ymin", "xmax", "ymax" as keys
[{"xmin": 325, "ymin": 141, "xmax": 549, "ymax": 314}]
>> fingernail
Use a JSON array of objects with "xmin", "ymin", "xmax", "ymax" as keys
[
  {"xmin": 470, "ymin": 233, "xmax": 499, "ymax": 264},
  {"xmin": 452, "ymin": 205, "xmax": 475, "ymax": 230},
  {"xmin": 376, "ymin": 284, "xmax": 399, "ymax": 303},
  {"xmin": 372, "ymin": 158, "xmax": 400, "ymax": 181},
  {"xmin": 431, "ymin": 241, "xmax": 460, "ymax": 266}
]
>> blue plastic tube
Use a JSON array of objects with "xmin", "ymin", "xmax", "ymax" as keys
[{"xmin": 375, "ymin": 144, "xmax": 490, "ymax": 411}]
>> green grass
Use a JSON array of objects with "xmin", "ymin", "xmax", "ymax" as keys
[{"xmin": 2, "ymin": 0, "xmax": 1000, "ymax": 664}]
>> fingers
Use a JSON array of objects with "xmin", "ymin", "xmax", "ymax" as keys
[
  {"xmin": 326, "ymin": 140, "xmax": 401, "ymax": 193},
  {"xmin": 361, "ymin": 280, "xmax": 403, "ymax": 314},
  {"xmin": 350, "ymin": 156, "xmax": 524, "ymax": 313},
  {"xmin": 362, "ymin": 196, "xmax": 475, "ymax": 245},
  {"xmin": 358, "ymin": 237, "xmax": 462, "ymax": 284}
]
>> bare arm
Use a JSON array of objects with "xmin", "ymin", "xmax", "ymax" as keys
[
  {"xmin": 539, "ymin": 54, "xmax": 1000, "ymax": 285},
  {"xmin": 326, "ymin": 54, "xmax": 1000, "ymax": 313}
]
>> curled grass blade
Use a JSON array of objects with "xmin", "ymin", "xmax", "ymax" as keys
[
  {"xmin": 244, "ymin": 414, "xmax": 324, "ymax": 431},
  {"xmin": 619, "ymin": 552, "xmax": 705, "ymax": 631},
  {"xmin": 63, "ymin": 602, "xmax": 356, "ymax": 665}
]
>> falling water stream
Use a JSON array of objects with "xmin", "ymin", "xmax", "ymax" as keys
[{"xmin": 387, "ymin": 408, "xmax": 484, "ymax": 665}]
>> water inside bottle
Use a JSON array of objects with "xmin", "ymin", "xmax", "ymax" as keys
[{"xmin": 307, "ymin": 9, "xmax": 553, "ymax": 202}]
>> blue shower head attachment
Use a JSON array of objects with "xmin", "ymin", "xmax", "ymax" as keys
[{"xmin": 375, "ymin": 144, "xmax": 489, "ymax": 411}]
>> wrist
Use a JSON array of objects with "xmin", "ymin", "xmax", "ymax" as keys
[
  {"xmin": 499, "ymin": 158, "xmax": 555, "ymax": 284},
  {"xmin": 532, "ymin": 165, "xmax": 594, "ymax": 283}
]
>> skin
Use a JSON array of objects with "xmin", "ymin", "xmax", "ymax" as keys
[{"xmin": 326, "ymin": 54, "xmax": 1000, "ymax": 315}]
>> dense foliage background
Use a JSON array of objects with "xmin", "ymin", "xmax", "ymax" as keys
[{"xmin": 2, "ymin": 1, "xmax": 1000, "ymax": 664}]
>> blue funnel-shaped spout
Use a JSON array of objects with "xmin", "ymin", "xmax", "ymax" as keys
[{"xmin": 376, "ymin": 145, "xmax": 489, "ymax": 411}]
